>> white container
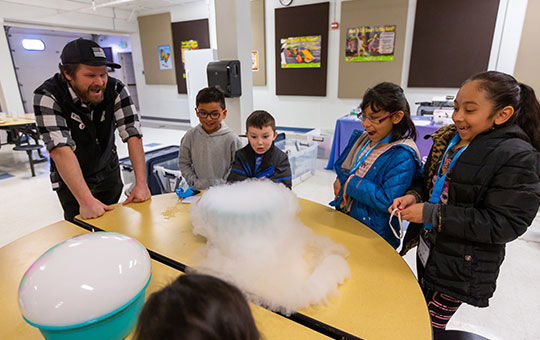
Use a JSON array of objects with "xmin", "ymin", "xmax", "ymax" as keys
[
  {"xmin": 18, "ymin": 232, "xmax": 151, "ymax": 339},
  {"xmin": 275, "ymin": 139, "xmax": 318, "ymax": 184}
]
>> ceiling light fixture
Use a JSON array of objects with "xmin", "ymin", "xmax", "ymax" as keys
[
  {"xmin": 93, "ymin": 0, "xmax": 137, "ymax": 9},
  {"xmin": 22, "ymin": 39, "xmax": 45, "ymax": 51}
]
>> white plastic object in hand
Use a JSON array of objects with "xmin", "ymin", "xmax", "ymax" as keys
[
  {"xmin": 389, "ymin": 208, "xmax": 404, "ymax": 240},
  {"xmin": 18, "ymin": 232, "xmax": 151, "ymax": 327}
]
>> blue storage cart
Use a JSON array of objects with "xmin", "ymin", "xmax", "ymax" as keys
[{"xmin": 119, "ymin": 145, "xmax": 179, "ymax": 195}]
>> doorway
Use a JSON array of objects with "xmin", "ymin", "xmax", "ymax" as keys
[
  {"xmin": 6, "ymin": 27, "xmax": 137, "ymax": 113},
  {"xmin": 118, "ymin": 52, "xmax": 139, "ymax": 110},
  {"xmin": 6, "ymin": 27, "xmax": 92, "ymax": 113}
]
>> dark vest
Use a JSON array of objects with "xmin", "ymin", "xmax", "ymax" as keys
[{"xmin": 35, "ymin": 73, "xmax": 121, "ymax": 178}]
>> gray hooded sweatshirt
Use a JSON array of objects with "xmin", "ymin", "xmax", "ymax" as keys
[{"xmin": 178, "ymin": 122, "xmax": 241, "ymax": 189}]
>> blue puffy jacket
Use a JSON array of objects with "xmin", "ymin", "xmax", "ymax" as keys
[{"xmin": 330, "ymin": 130, "xmax": 422, "ymax": 249}]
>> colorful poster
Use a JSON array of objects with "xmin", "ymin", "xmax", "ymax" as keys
[
  {"xmin": 251, "ymin": 50, "xmax": 259, "ymax": 71},
  {"xmin": 158, "ymin": 44, "xmax": 172, "ymax": 70},
  {"xmin": 345, "ymin": 25, "xmax": 396, "ymax": 62},
  {"xmin": 181, "ymin": 40, "xmax": 198, "ymax": 78},
  {"xmin": 280, "ymin": 35, "xmax": 321, "ymax": 68}
]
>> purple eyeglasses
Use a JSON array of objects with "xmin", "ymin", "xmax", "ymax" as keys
[{"xmin": 357, "ymin": 110, "xmax": 398, "ymax": 124}]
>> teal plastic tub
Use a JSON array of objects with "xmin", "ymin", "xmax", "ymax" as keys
[{"xmin": 23, "ymin": 275, "xmax": 150, "ymax": 340}]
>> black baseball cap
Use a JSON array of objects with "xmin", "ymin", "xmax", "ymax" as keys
[{"xmin": 61, "ymin": 38, "xmax": 121, "ymax": 69}]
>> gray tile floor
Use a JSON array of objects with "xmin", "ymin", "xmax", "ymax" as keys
[{"xmin": 1, "ymin": 123, "xmax": 538, "ymax": 339}]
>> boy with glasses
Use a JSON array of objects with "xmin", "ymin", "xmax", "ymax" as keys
[{"xmin": 178, "ymin": 87, "xmax": 242, "ymax": 189}]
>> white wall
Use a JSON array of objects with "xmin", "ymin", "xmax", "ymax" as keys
[
  {"xmin": 403, "ymin": 0, "xmax": 527, "ymax": 108},
  {"xmin": 0, "ymin": 1, "xmax": 135, "ymax": 33},
  {"xmin": 253, "ymin": 0, "xmax": 356, "ymax": 130},
  {"xmin": 492, "ymin": 0, "xmax": 528, "ymax": 75},
  {"xmin": 0, "ymin": 0, "xmax": 136, "ymax": 116},
  {"xmin": 6, "ymin": 27, "xmax": 93, "ymax": 112},
  {"xmin": 132, "ymin": 2, "xmax": 211, "ymax": 122},
  {"xmin": 96, "ymin": 34, "xmax": 132, "ymax": 80},
  {"xmin": 131, "ymin": 0, "xmax": 526, "ymax": 130},
  {"xmin": 0, "ymin": 0, "xmax": 529, "ymax": 128},
  {"xmin": 0, "ymin": 17, "xmax": 25, "ymax": 115},
  {"xmin": 250, "ymin": 0, "xmax": 529, "ymax": 131}
]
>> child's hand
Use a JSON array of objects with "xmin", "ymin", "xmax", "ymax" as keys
[
  {"xmin": 388, "ymin": 194, "xmax": 417, "ymax": 213},
  {"xmin": 400, "ymin": 203, "xmax": 424, "ymax": 223},
  {"xmin": 333, "ymin": 178, "xmax": 341, "ymax": 198}
]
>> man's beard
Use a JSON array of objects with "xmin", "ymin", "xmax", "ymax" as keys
[{"xmin": 71, "ymin": 82, "xmax": 106, "ymax": 105}]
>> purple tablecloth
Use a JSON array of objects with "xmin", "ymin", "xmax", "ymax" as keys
[{"xmin": 326, "ymin": 116, "xmax": 444, "ymax": 169}]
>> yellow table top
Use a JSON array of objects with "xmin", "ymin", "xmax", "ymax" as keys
[
  {"xmin": 0, "ymin": 116, "xmax": 36, "ymax": 127},
  {"xmin": 0, "ymin": 221, "xmax": 326, "ymax": 340},
  {"xmin": 77, "ymin": 193, "xmax": 431, "ymax": 339}
]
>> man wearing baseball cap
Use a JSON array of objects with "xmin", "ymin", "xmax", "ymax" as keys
[{"xmin": 33, "ymin": 38, "xmax": 150, "ymax": 221}]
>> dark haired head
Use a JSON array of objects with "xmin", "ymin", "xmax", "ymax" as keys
[
  {"xmin": 135, "ymin": 274, "xmax": 260, "ymax": 340},
  {"xmin": 466, "ymin": 71, "xmax": 540, "ymax": 151},
  {"xmin": 360, "ymin": 82, "xmax": 416, "ymax": 142},
  {"xmin": 58, "ymin": 63, "xmax": 80, "ymax": 82},
  {"xmin": 196, "ymin": 87, "xmax": 226, "ymax": 110},
  {"xmin": 246, "ymin": 110, "xmax": 276, "ymax": 132}
]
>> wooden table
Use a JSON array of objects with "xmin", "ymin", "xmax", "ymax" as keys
[
  {"xmin": 0, "ymin": 116, "xmax": 39, "ymax": 145},
  {"xmin": 0, "ymin": 115, "xmax": 43, "ymax": 153},
  {"xmin": 0, "ymin": 116, "xmax": 36, "ymax": 127},
  {"xmin": 0, "ymin": 115, "xmax": 46, "ymax": 177},
  {"xmin": 0, "ymin": 221, "xmax": 327, "ymax": 340},
  {"xmin": 76, "ymin": 193, "xmax": 432, "ymax": 339}
]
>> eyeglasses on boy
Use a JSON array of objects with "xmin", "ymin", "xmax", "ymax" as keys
[{"xmin": 196, "ymin": 109, "xmax": 223, "ymax": 120}]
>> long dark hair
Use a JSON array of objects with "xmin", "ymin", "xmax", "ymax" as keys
[
  {"xmin": 135, "ymin": 274, "xmax": 260, "ymax": 340},
  {"xmin": 360, "ymin": 82, "xmax": 417, "ymax": 142},
  {"xmin": 468, "ymin": 71, "xmax": 540, "ymax": 151}
]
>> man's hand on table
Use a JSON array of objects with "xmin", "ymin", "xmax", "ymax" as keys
[
  {"xmin": 123, "ymin": 183, "xmax": 151, "ymax": 205},
  {"xmin": 80, "ymin": 197, "xmax": 114, "ymax": 219}
]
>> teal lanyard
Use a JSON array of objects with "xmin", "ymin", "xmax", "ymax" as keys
[
  {"xmin": 349, "ymin": 135, "xmax": 392, "ymax": 175},
  {"xmin": 424, "ymin": 134, "xmax": 468, "ymax": 230}
]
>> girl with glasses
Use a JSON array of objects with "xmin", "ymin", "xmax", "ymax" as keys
[{"xmin": 330, "ymin": 82, "xmax": 421, "ymax": 249}]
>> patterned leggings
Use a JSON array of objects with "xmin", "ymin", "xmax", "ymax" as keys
[{"xmin": 423, "ymin": 288, "xmax": 462, "ymax": 330}]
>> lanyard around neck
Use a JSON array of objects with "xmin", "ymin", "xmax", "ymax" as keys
[
  {"xmin": 424, "ymin": 134, "xmax": 468, "ymax": 230},
  {"xmin": 349, "ymin": 134, "xmax": 392, "ymax": 175}
]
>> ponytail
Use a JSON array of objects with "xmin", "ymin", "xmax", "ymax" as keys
[
  {"xmin": 468, "ymin": 71, "xmax": 540, "ymax": 151},
  {"xmin": 516, "ymin": 83, "xmax": 540, "ymax": 151}
]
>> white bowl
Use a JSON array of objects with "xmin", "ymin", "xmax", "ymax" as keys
[{"xmin": 18, "ymin": 232, "xmax": 151, "ymax": 328}]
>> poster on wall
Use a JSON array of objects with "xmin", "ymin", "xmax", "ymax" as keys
[
  {"xmin": 180, "ymin": 40, "xmax": 198, "ymax": 78},
  {"xmin": 280, "ymin": 35, "xmax": 321, "ymax": 68},
  {"xmin": 158, "ymin": 44, "xmax": 172, "ymax": 69},
  {"xmin": 345, "ymin": 25, "xmax": 396, "ymax": 62},
  {"xmin": 171, "ymin": 19, "xmax": 210, "ymax": 93},
  {"xmin": 251, "ymin": 50, "xmax": 259, "ymax": 71}
]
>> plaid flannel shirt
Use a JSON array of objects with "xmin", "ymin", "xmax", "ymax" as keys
[{"xmin": 34, "ymin": 77, "xmax": 142, "ymax": 152}]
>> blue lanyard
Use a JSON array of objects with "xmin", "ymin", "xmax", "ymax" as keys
[
  {"xmin": 349, "ymin": 134, "xmax": 392, "ymax": 175},
  {"xmin": 425, "ymin": 134, "xmax": 468, "ymax": 230}
]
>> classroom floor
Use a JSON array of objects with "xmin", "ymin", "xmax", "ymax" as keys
[{"xmin": 1, "ymin": 123, "xmax": 539, "ymax": 340}]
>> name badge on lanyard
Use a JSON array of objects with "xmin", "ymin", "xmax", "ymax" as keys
[
  {"xmin": 418, "ymin": 233, "xmax": 431, "ymax": 267},
  {"xmin": 348, "ymin": 134, "xmax": 392, "ymax": 175},
  {"xmin": 424, "ymin": 134, "xmax": 468, "ymax": 230}
]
